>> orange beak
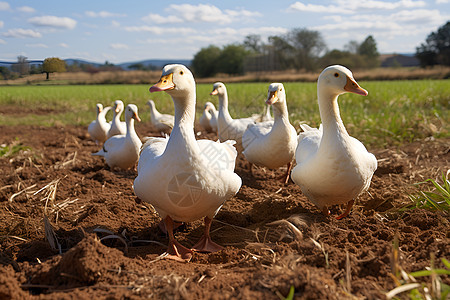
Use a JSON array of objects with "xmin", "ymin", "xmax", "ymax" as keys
[
  {"xmin": 150, "ymin": 73, "xmax": 174, "ymax": 93},
  {"xmin": 133, "ymin": 112, "xmax": 141, "ymax": 122},
  {"xmin": 344, "ymin": 76, "xmax": 368, "ymax": 96},
  {"xmin": 210, "ymin": 89, "xmax": 218, "ymax": 96},
  {"xmin": 266, "ymin": 90, "xmax": 278, "ymax": 105}
]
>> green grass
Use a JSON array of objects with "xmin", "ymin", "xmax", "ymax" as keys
[
  {"xmin": 0, "ymin": 80, "xmax": 448, "ymax": 148},
  {"xmin": 0, "ymin": 138, "xmax": 31, "ymax": 157},
  {"xmin": 402, "ymin": 171, "xmax": 450, "ymax": 214}
]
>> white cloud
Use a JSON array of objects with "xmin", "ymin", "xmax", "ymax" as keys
[
  {"xmin": 111, "ymin": 20, "xmax": 120, "ymax": 27},
  {"xmin": 436, "ymin": 0, "xmax": 449, "ymax": 3},
  {"xmin": 0, "ymin": 38, "xmax": 6, "ymax": 44},
  {"xmin": 125, "ymin": 25, "xmax": 196, "ymax": 35},
  {"xmin": 85, "ymin": 11, "xmax": 126, "ymax": 18},
  {"xmin": 26, "ymin": 43, "xmax": 48, "ymax": 48},
  {"xmin": 0, "ymin": 1, "xmax": 10, "ymax": 11},
  {"xmin": 17, "ymin": 6, "xmax": 35, "ymax": 13},
  {"xmin": 289, "ymin": 2, "xmax": 350, "ymax": 14},
  {"xmin": 28, "ymin": 16, "xmax": 77, "ymax": 29},
  {"xmin": 59, "ymin": 43, "xmax": 69, "ymax": 48},
  {"xmin": 289, "ymin": 0, "xmax": 426, "ymax": 14},
  {"xmin": 110, "ymin": 43, "xmax": 129, "ymax": 50},
  {"xmin": 335, "ymin": 0, "xmax": 426, "ymax": 10},
  {"xmin": 143, "ymin": 4, "xmax": 262, "ymax": 25},
  {"xmin": 0, "ymin": 20, "xmax": 3, "ymax": 28},
  {"xmin": 142, "ymin": 13, "xmax": 182, "ymax": 24},
  {"xmin": 2, "ymin": 28, "xmax": 42, "ymax": 38}
]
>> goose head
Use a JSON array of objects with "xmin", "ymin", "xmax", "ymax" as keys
[
  {"xmin": 318, "ymin": 65, "xmax": 367, "ymax": 97},
  {"xmin": 114, "ymin": 100, "xmax": 124, "ymax": 113},
  {"xmin": 210, "ymin": 82, "xmax": 226, "ymax": 96},
  {"xmin": 266, "ymin": 83, "xmax": 286, "ymax": 106},
  {"xmin": 96, "ymin": 103, "xmax": 103, "ymax": 114},
  {"xmin": 204, "ymin": 101, "xmax": 215, "ymax": 110},
  {"xmin": 150, "ymin": 64, "xmax": 195, "ymax": 99},
  {"xmin": 124, "ymin": 104, "xmax": 141, "ymax": 122}
]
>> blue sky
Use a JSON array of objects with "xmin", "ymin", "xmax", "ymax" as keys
[{"xmin": 0, "ymin": 0, "xmax": 449, "ymax": 64}]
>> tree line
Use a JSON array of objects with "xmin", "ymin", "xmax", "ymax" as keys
[{"xmin": 192, "ymin": 21, "xmax": 450, "ymax": 78}]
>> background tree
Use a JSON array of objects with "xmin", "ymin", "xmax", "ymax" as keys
[
  {"xmin": 288, "ymin": 28, "xmax": 327, "ymax": 71},
  {"xmin": 43, "ymin": 57, "xmax": 66, "ymax": 80},
  {"xmin": 11, "ymin": 55, "xmax": 29, "ymax": 76},
  {"xmin": 357, "ymin": 35, "xmax": 379, "ymax": 68},
  {"xmin": 191, "ymin": 45, "xmax": 221, "ymax": 77},
  {"xmin": 268, "ymin": 28, "xmax": 326, "ymax": 71},
  {"xmin": 243, "ymin": 34, "xmax": 264, "ymax": 53},
  {"xmin": 216, "ymin": 44, "xmax": 249, "ymax": 75},
  {"xmin": 416, "ymin": 21, "xmax": 450, "ymax": 66}
]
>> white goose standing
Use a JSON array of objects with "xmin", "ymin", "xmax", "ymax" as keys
[
  {"xmin": 107, "ymin": 100, "xmax": 127, "ymax": 139},
  {"xmin": 207, "ymin": 102, "xmax": 218, "ymax": 132},
  {"xmin": 134, "ymin": 65, "xmax": 241, "ymax": 262},
  {"xmin": 242, "ymin": 83, "xmax": 297, "ymax": 184},
  {"xmin": 291, "ymin": 65, "xmax": 377, "ymax": 219},
  {"xmin": 147, "ymin": 99, "xmax": 174, "ymax": 134},
  {"xmin": 93, "ymin": 104, "xmax": 142, "ymax": 170},
  {"xmin": 210, "ymin": 82, "xmax": 255, "ymax": 152},
  {"xmin": 199, "ymin": 102, "xmax": 214, "ymax": 132},
  {"xmin": 88, "ymin": 103, "xmax": 112, "ymax": 145}
]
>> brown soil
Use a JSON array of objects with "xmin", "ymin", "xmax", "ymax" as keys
[{"xmin": 0, "ymin": 119, "xmax": 449, "ymax": 299}]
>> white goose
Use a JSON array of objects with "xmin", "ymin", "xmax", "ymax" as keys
[
  {"xmin": 210, "ymin": 82, "xmax": 255, "ymax": 152},
  {"xmin": 199, "ymin": 102, "xmax": 214, "ymax": 132},
  {"xmin": 207, "ymin": 102, "xmax": 218, "ymax": 132},
  {"xmin": 147, "ymin": 99, "xmax": 175, "ymax": 134},
  {"xmin": 93, "ymin": 104, "xmax": 142, "ymax": 170},
  {"xmin": 291, "ymin": 65, "xmax": 377, "ymax": 219},
  {"xmin": 134, "ymin": 65, "xmax": 241, "ymax": 262},
  {"xmin": 88, "ymin": 103, "xmax": 112, "ymax": 145},
  {"xmin": 107, "ymin": 100, "xmax": 127, "ymax": 139},
  {"xmin": 242, "ymin": 83, "xmax": 297, "ymax": 184}
]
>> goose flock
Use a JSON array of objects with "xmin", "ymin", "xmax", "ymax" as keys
[{"xmin": 88, "ymin": 64, "xmax": 377, "ymax": 262}]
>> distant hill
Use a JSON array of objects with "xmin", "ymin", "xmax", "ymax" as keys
[{"xmin": 0, "ymin": 58, "xmax": 192, "ymax": 70}]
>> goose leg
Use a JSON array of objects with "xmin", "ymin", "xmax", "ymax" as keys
[
  {"xmin": 276, "ymin": 162, "xmax": 292, "ymax": 184},
  {"xmin": 158, "ymin": 219, "xmax": 183, "ymax": 234},
  {"xmin": 336, "ymin": 200, "xmax": 355, "ymax": 220},
  {"xmin": 163, "ymin": 216, "xmax": 192, "ymax": 262},
  {"xmin": 191, "ymin": 217, "xmax": 224, "ymax": 253}
]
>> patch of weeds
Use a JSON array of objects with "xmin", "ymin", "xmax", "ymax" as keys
[
  {"xmin": 0, "ymin": 138, "xmax": 31, "ymax": 157},
  {"xmin": 402, "ymin": 170, "xmax": 450, "ymax": 214},
  {"xmin": 387, "ymin": 245, "xmax": 450, "ymax": 300}
]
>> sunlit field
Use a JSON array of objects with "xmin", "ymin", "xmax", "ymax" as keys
[{"xmin": 0, "ymin": 79, "xmax": 448, "ymax": 147}]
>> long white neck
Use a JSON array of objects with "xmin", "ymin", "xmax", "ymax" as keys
[
  {"xmin": 98, "ymin": 107, "xmax": 109, "ymax": 123},
  {"xmin": 114, "ymin": 107, "xmax": 123, "ymax": 123},
  {"xmin": 272, "ymin": 101, "xmax": 289, "ymax": 125},
  {"xmin": 168, "ymin": 89, "xmax": 198, "ymax": 153},
  {"xmin": 217, "ymin": 90, "xmax": 233, "ymax": 122},
  {"xmin": 317, "ymin": 84, "xmax": 348, "ymax": 140},
  {"xmin": 149, "ymin": 104, "xmax": 162, "ymax": 120},
  {"xmin": 125, "ymin": 117, "xmax": 135, "ymax": 137}
]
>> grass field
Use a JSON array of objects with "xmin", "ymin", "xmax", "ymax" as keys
[{"xmin": 0, "ymin": 79, "xmax": 448, "ymax": 147}]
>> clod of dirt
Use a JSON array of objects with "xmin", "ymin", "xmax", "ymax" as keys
[
  {"xmin": 28, "ymin": 234, "xmax": 125, "ymax": 288},
  {"xmin": 0, "ymin": 265, "xmax": 28, "ymax": 299}
]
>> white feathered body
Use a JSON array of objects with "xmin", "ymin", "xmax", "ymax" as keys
[
  {"xmin": 293, "ymin": 126, "xmax": 377, "ymax": 208},
  {"xmin": 135, "ymin": 123, "xmax": 241, "ymax": 222},
  {"xmin": 88, "ymin": 104, "xmax": 111, "ymax": 144}
]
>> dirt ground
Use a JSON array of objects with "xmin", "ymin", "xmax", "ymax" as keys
[{"xmin": 0, "ymin": 114, "xmax": 449, "ymax": 299}]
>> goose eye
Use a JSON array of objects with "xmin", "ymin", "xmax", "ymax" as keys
[
  {"xmin": 334, "ymin": 73, "xmax": 339, "ymax": 77},
  {"xmin": 180, "ymin": 70, "xmax": 184, "ymax": 75}
]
